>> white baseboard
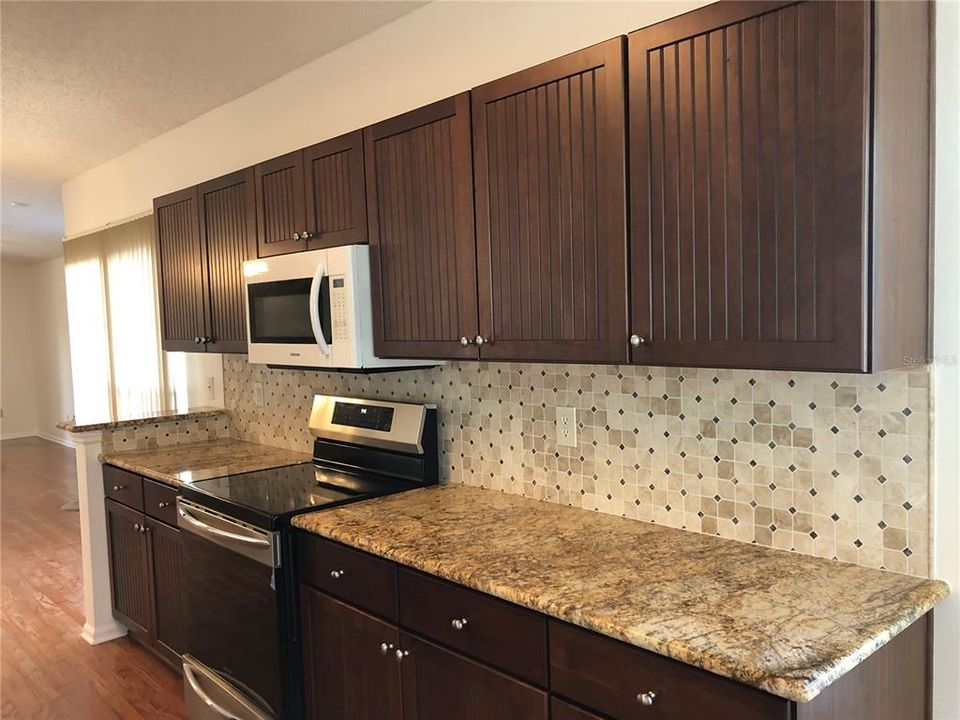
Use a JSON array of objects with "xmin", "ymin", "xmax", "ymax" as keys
[
  {"xmin": 37, "ymin": 431, "xmax": 76, "ymax": 449},
  {"xmin": 1, "ymin": 431, "xmax": 39, "ymax": 441},
  {"xmin": 81, "ymin": 620, "xmax": 127, "ymax": 645}
]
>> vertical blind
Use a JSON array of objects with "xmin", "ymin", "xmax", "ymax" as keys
[{"xmin": 63, "ymin": 216, "xmax": 170, "ymax": 424}]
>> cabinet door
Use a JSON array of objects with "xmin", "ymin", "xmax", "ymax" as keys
[
  {"xmin": 197, "ymin": 168, "xmax": 257, "ymax": 353},
  {"xmin": 255, "ymin": 150, "xmax": 308, "ymax": 257},
  {"xmin": 628, "ymin": 1, "xmax": 869, "ymax": 371},
  {"xmin": 304, "ymin": 131, "xmax": 367, "ymax": 249},
  {"xmin": 399, "ymin": 632, "xmax": 548, "ymax": 720},
  {"xmin": 105, "ymin": 499, "xmax": 153, "ymax": 639},
  {"xmin": 146, "ymin": 517, "xmax": 184, "ymax": 664},
  {"xmin": 365, "ymin": 93, "xmax": 479, "ymax": 360},
  {"xmin": 155, "ymin": 187, "xmax": 207, "ymax": 352},
  {"xmin": 300, "ymin": 586, "xmax": 402, "ymax": 720},
  {"xmin": 472, "ymin": 38, "xmax": 629, "ymax": 363}
]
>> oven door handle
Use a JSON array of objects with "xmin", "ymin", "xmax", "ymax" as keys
[
  {"xmin": 178, "ymin": 507, "xmax": 271, "ymax": 548},
  {"xmin": 183, "ymin": 662, "xmax": 244, "ymax": 720},
  {"xmin": 309, "ymin": 259, "xmax": 331, "ymax": 357}
]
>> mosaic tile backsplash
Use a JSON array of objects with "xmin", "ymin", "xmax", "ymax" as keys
[
  {"xmin": 223, "ymin": 356, "xmax": 931, "ymax": 577},
  {"xmin": 100, "ymin": 413, "xmax": 232, "ymax": 454}
]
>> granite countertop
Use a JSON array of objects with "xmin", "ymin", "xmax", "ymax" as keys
[
  {"xmin": 100, "ymin": 437, "xmax": 312, "ymax": 487},
  {"xmin": 58, "ymin": 407, "xmax": 229, "ymax": 433},
  {"xmin": 292, "ymin": 484, "xmax": 949, "ymax": 703}
]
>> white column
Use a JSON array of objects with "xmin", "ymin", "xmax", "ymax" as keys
[{"xmin": 73, "ymin": 430, "xmax": 127, "ymax": 644}]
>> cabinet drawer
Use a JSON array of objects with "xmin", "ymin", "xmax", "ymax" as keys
[
  {"xmin": 551, "ymin": 698, "xmax": 604, "ymax": 720},
  {"xmin": 143, "ymin": 478, "xmax": 177, "ymax": 526},
  {"xmin": 399, "ymin": 569, "xmax": 547, "ymax": 686},
  {"xmin": 549, "ymin": 621, "xmax": 789, "ymax": 720},
  {"xmin": 297, "ymin": 534, "xmax": 398, "ymax": 621},
  {"xmin": 103, "ymin": 465, "xmax": 144, "ymax": 511}
]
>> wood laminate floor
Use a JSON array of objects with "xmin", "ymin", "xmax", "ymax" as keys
[{"xmin": 1, "ymin": 437, "xmax": 185, "ymax": 719}]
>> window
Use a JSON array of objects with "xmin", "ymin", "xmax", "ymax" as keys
[{"xmin": 63, "ymin": 215, "xmax": 171, "ymax": 424}]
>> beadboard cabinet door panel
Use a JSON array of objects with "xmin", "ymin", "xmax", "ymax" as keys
[
  {"xmin": 198, "ymin": 169, "xmax": 257, "ymax": 353},
  {"xmin": 304, "ymin": 131, "xmax": 367, "ymax": 249},
  {"xmin": 300, "ymin": 587, "xmax": 402, "ymax": 720},
  {"xmin": 255, "ymin": 150, "xmax": 308, "ymax": 257},
  {"xmin": 365, "ymin": 93, "xmax": 480, "ymax": 360},
  {"xmin": 105, "ymin": 499, "xmax": 153, "ymax": 640},
  {"xmin": 472, "ymin": 38, "xmax": 629, "ymax": 363},
  {"xmin": 146, "ymin": 518, "xmax": 184, "ymax": 665},
  {"xmin": 155, "ymin": 187, "xmax": 207, "ymax": 352},
  {"xmin": 629, "ymin": 0, "xmax": 870, "ymax": 371}
]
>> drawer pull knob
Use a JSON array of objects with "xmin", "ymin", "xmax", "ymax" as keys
[
  {"xmin": 395, "ymin": 648, "xmax": 409, "ymax": 663},
  {"xmin": 450, "ymin": 618, "xmax": 469, "ymax": 631},
  {"xmin": 329, "ymin": 569, "xmax": 345, "ymax": 579},
  {"xmin": 379, "ymin": 642, "xmax": 394, "ymax": 656},
  {"xmin": 158, "ymin": 501, "xmax": 172, "ymax": 509},
  {"xmin": 113, "ymin": 484, "xmax": 127, "ymax": 491},
  {"xmin": 133, "ymin": 522, "xmax": 141, "ymax": 531},
  {"xmin": 637, "ymin": 691, "xmax": 656, "ymax": 706}
]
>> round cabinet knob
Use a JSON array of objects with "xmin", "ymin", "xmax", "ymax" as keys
[
  {"xmin": 629, "ymin": 334, "xmax": 646, "ymax": 348},
  {"xmin": 133, "ymin": 522, "xmax": 141, "ymax": 531},
  {"xmin": 637, "ymin": 691, "xmax": 656, "ymax": 706},
  {"xmin": 394, "ymin": 648, "xmax": 409, "ymax": 663},
  {"xmin": 113, "ymin": 484, "xmax": 126, "ymax": 491},
  {"xmin": 379, "ymin": 642, "xmax": 394, "ymax": 655},
  {"xmin": 475, "ymin": 335, "xmax": 485, "ymax": 346},
  {"xmin": 293, "ymin": 232, "xmax": 301, "ymax": 240},
  {"xmin": 301, "ymin": 230, "xmax": 311, "ymax": 239},
  {"xmin": 450, "ymin": 618, "xmax": 468, "ymax": 631},
  {"xmin": 459, "ymin": 336, "xmax": 470, "ymax": 347},
  {"xmin": 194, "ymin": 337, "xmax": 202, "ymax": 344},
  {"xmin": 329, "ymin": 569, "xmax": 345, "ymax": 579},
  {"xmin": 158, "ymin": 501, "xmax": 171, "ymax": 509}
]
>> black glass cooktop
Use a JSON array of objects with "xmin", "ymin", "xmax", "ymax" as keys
[{"xmin": 179, "ymin": 462, "xmax": 408, "ymax": 529}]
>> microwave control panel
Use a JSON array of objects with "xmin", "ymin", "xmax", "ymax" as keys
[{"xmin": 330, "ymin": 276, "xmax": 349, "ymax": 341}]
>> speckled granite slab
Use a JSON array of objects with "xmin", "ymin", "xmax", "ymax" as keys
[
  {"xmin": 292, "ymin": 484, "xmax": 949, "ymax": 703},
  {"xmin": 58, "ymin": 407, "xmax": 228, "ymax": 433},
  {"xmin": 100, "ymin": 438, "xmax": 312, "ymax": 486}
]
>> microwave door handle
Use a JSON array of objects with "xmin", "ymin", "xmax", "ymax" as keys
[{"xmin": 309, "ymin": 259, "xmax": 331, "ymax": 357}]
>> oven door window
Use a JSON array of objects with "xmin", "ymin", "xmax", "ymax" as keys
[{"xmin": 248, "ymin": 277, "xmax": 331, "ymax": 345}]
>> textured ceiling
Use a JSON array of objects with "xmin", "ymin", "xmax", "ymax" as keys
[{"xmin": 0, "ymin": 0, "xmax": 426, "ymax": 261}]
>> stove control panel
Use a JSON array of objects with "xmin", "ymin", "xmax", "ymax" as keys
[{"xmin": 331, "ymin": 402, "xmax": 394, "ymax": 432}]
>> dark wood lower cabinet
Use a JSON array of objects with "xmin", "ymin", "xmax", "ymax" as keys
[
  {"xmin": 105, "ymin": 499, "xmax": 153, "ymax": 639},
  {"xmin": 399, "ymin": 632, "xmax": 548, "ymax": 720},
  {"xmin": 104, "ymin": 484, "xmax": 184, "ymax": 670},
  {"xmin": 298, "ymin": 534, "xmax": 934, "ymax": 720},
  {"xmin": 300, "ymin": 586, "xmax": 402, "ymax": 720},
  {"xmin": 146, "ymin": 517, "xmax": 184, "ymax": 664}
]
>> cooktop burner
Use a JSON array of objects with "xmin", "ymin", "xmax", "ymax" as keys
[{"xmin": 180, "ymin": 462, "xmax": 410, "ymax": 529}]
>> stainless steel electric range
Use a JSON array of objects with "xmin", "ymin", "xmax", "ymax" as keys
[{"xmin": 175, "ymin": 395, "xmax": 438, "ymax": 720}]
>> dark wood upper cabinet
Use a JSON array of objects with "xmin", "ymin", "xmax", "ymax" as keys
[
  {"xmin": 156, "ymin": 169, "xmax": 255, "ymax": 354},
  {"xmin": 198, "ymin": 169, "xmax": 257, "ymax": 353},
  {"xmin": 300, "ymin": 586, "xmax": 402, "ymax": 720},
  {"xmin": 304, "ymin": 130, "xmax": 367, "ymax": 249},
  {"xmin": 365, "ymin": 93, "xmax": 480, "ymax": 360},
  {"xmin": 627, "ymin": 0, "xmax": 930, "ymax": 372},
  {"xmin": 472, "ymin": 38, "xmax": 629, "ymax": 363},
  {"xmin": 155, "ymin": 187, "xmax": 206, "ymax": 352},
  {"xmin": 255, "ymin": 150, "xmax": 308, "ymax": 257}
]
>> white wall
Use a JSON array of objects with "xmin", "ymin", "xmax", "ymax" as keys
[
  {"xmin": 932, "ymin": 1, "xmax": 960, "ymax": 717},
  {"xmin": 62, "ymin": 0, "xmax": 705, "ymax": 236},
  {"xmin": 1, "ymin": 260, "xmax": 40, "ymax": 438},
  {"xmin": 0, "ymin": 256, "xmax": 74, "ymax": 444}
]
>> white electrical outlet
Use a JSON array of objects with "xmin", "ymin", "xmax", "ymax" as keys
[
  {"xmin": 556, "ymin": 406, "xmax": 577, "ymax": 447},
  {"xmin": 253, "ymin": 382, "xmax": 265, "ymax": 407}
]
